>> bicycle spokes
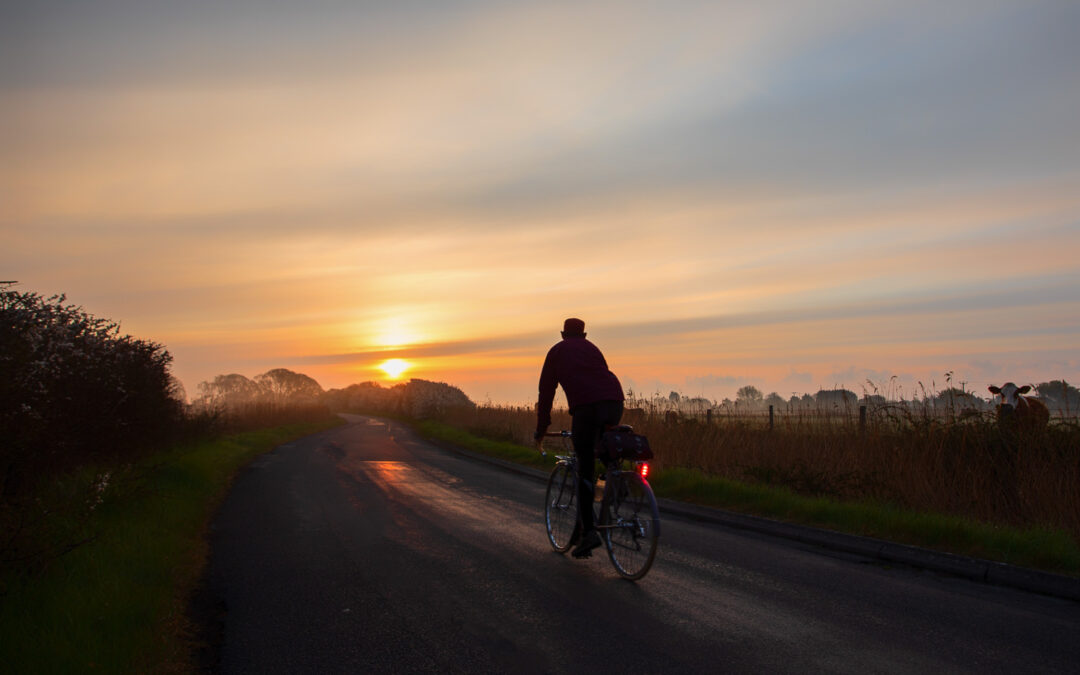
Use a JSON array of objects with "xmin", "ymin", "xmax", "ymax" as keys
[
  {"xmin": 545, "ymin": 462, "xmax": 579, "ymax": 553},
  {"xmin": 602, "ymin": 472, "xmax": 659, "ymax": 580}
]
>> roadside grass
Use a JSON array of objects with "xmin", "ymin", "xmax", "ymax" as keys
[
  {"xmin": 411, "ymin": 420, "xmax": 1080, "ymax": 577},
  {"xmin": 414, "ymin": 419, "xmax": 556, "ymax": 471},
  {"xmin": 0, "ymin": 418, "xmax": 342, "ymax": 674}
]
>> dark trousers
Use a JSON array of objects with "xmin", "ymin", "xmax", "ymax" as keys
[{"xmin": 571, "ymin": 399, "xmax": 624, "ymax": 531}]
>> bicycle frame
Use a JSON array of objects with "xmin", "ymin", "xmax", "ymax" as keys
[{"xmin": 540, "ymin": 429, "xmax": 660, "ymax": 579}]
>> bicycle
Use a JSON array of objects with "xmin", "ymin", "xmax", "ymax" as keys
[{"xmin": 538, "ymin": 427, "xmax": 660, "ymax": 580}]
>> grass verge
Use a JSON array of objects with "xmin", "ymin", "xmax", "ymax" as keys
[
  {"xmin": 413, "ymin": 420, "xmax": 557, "ymax": 471},
  {"xmin": 0, "ymin": 417, "xmax": 343, "ymax": 674},
  {"xmin": 412, "ymin": 420, "xmax": 1080, "ymax": 577}
]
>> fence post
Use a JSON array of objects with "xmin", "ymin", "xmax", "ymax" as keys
[
  {"xmin": 706, "ymin": 409, "xmax": 713, "ymax": 424},
  {"xmin": 859, "ymin": 405, "xmax": 867, "ymax": 433},
  {"xmin": 768, "ymin": 405, "xmax": 774, "ymax": 431}
]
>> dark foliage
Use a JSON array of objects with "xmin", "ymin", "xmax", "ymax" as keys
[
  {"xmin": 1, "ymin": 288, "xmax": 184, "ymax": 497},
  {"xmin": 1036, "ymin": 380, "xmax": 1080, "ymax": 414},
  {"xmin": 192, "ymin": 368, "xmax": 331, "ymax": 432},
  {"xmin": 1, "ymin": 286, "xmax": 186, "ymax": 581},
  {"xmin": 324, "ymin": 378, "xmax": 474, "ymax": 419}
]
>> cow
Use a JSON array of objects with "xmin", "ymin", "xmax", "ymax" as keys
[{"xmin": 988, "ymin": 383, "xmax": 1050, "ymax": 432}]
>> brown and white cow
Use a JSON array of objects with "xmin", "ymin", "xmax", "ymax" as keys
[{"xmin": 988, "ymin": 383, "xmax": 1050, "ymax": 431}]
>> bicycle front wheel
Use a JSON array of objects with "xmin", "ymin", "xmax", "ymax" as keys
[
  {"xmin": 603, "ymin": 472, "xmax": 660, "ymax": 580},
  {"xmin": 545, "ymin": 462, "xmax": 579, "ymax": 553}
]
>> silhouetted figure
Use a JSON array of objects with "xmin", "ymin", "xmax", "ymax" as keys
[{"xmin": 535, "ymin": 318, "xmax": 624, "ymax": 558}]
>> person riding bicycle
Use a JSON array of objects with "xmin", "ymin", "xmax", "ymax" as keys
[{"xmin": 535, "ymin": 318, "xmax": 624, "ymax": 558}]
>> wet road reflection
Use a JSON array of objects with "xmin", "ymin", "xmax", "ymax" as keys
[{"xmin": 208, "ymin": 414, "xmax": 1080, "ymax": 675}]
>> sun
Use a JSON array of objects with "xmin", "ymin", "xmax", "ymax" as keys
[{"xmin": 379, "ymin": 358, "xmax": 411, "ymax": 379}]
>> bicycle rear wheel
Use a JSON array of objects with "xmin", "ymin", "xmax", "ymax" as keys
[
  {"xmin": 602, "ymin": 472, "xmax": 660, "ymax": 580},
  {"xmin": 545, "ymin": 462, "xmax": 579, "ymax": 553}
]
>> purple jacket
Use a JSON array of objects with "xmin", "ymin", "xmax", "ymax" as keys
[{"xmin": 536, "ymin": 336, "xmax": 624, "ymax": 430}]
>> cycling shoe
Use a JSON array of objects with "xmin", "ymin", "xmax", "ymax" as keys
[{"xmin": 572, "ymin": 529, "xmax": 601, "ymax": 558}]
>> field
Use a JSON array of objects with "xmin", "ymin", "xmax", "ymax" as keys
[{"xmin": 432, "ymin": 403, "xmax": 1080, "ymax": 547}]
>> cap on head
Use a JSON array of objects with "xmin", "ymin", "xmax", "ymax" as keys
[{"xmin": 561, "ymin": 317, "xmax": 586, "ymax": 338}]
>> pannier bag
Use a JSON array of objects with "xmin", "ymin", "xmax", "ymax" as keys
[{"xmin": 600, "ymin": 427, "xmax": 653, "ymax": 461}]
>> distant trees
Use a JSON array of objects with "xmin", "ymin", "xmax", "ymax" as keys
[
  {"xmin": 681, "ymin": 396, "xmax": 713, "ymax": 414},
  {"xmin": 324, "ymin": 379, "xmax": 474, "ymax": 418},
  {"xmin": 930, "ymin": 387, "xmax": 986, "ymax": 412},
  {"xmin": 192, "ymin": 368, "xmax": 329, "ymax": 427},
  {"xmin": 619, "ymin": 380, "xmax": 1080, "ymax": 421},
  {"xmin": 196, "ymin": 374, "xmax": 262, "ymax": 409},
  {"xmin": 861, "ymin": 394, "xmax": 887, "ymax": 409},
  {"xmin": 764, "ymin": 392, "xmax": 786, "ymax": 409},
  {"xmin": 255, "ymin": 368, "xmax": 323, "ymax": 404},
  {"xmin": 196, "ymin": 371, "xmax": 475, "ymax": 419},
  {"xmin": 1035, "ymin": 381, "xmax": 1080, "ymax": 412},
  {"xmin": 736, "ymin": 385, "xmax": 763, "ymax": 407},
  {"xmin": 322, "ymin": 381, "xmax": 385, "ymax": 411},
  {"xmin": 398, "ymin": 379, "xmax": 475, "ymax": 418},
  {"xmin": 814, "ymin": 389, "xmax": 858, "ymax": 408}
]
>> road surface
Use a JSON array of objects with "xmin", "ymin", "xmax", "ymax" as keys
[{"xmin": 201, "ymin": 414, "xmax": 1080, "ymax": 673}]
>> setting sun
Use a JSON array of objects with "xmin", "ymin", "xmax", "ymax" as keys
[{"xmin": 379, "ymin": 359, "xmax": 411, "ymax": 379}]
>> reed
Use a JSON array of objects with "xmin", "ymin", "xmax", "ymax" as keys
[{"xmin": 434, "ymin": 403, "xmax": 1080, "ymax": 543}]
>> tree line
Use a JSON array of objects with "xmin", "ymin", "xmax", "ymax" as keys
[
  {"xmin": 190, "ymin": 369, "xmax": 329, "ymax": 430},
  {"xmin": 321, "ymin": 379, "xmax": 474, "ymax": 418},
  {"xmin": 629, "ymin": 381, "xmax": 1080, "ymax": 416},
  {"xmin": 191, "ymin": 370, "xmax": 475, "ymax": 421}
]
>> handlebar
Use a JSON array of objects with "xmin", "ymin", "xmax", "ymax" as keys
[{"xmin": 535, "ymin": 430, "xmax": 572, "ymax": 457}]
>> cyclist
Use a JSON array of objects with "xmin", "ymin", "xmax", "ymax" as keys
[{"xmin": 534, "ymin": 318, "xmax": 624, "ymax": 558}]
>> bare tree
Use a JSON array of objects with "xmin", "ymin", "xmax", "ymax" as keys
[
  {"xmin": 736, "ymin": 385, "xmax": 763, "ymax": 408},
  {"xmin": 255, "ymin": 368, "xmax": 324, "ymax": 404},
  {"xmin": 764, "ymin": 392, "xmax": 786, "ymax": 409},
  {"xmin": 195, "ymin": 373, "xmax": 262, "ymax": 410}
]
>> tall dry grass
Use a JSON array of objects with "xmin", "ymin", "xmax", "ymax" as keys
[{"xmin": 435, "ymin": 404, "xmax": 1080, "ymax": 542}]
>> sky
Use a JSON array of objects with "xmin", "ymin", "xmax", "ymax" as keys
[{"xmin": 3, "ymin": 0, "xmax": 1079, "ymax": 406}]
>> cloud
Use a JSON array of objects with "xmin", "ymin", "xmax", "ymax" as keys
[
  {"xmin": 3, "ymin": 1, "xmax": 1078, "ymax": 404},
  {"xmin": 685, "ymin": 373, "xmax": 748, "ymax": 389},
  {"xmin": 289, "ymin": 333, "xmax": 550, "ymax": 365},
  {"xmin": 780, "ymin": 370, "xmax": 814, "ymax": 386},
  {"xmin": 610, "ymin": 272, "xmax": 1080, "ymax": 340}
]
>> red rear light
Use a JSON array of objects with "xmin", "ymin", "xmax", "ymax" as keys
[{"xmin": 637, "ymin": 462, "xmax": 649, "ymax": 478}]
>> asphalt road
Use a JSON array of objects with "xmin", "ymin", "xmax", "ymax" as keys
[{"xmin": 202, "ymin": 414, "xmax": 1080, "ymax": 674}]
